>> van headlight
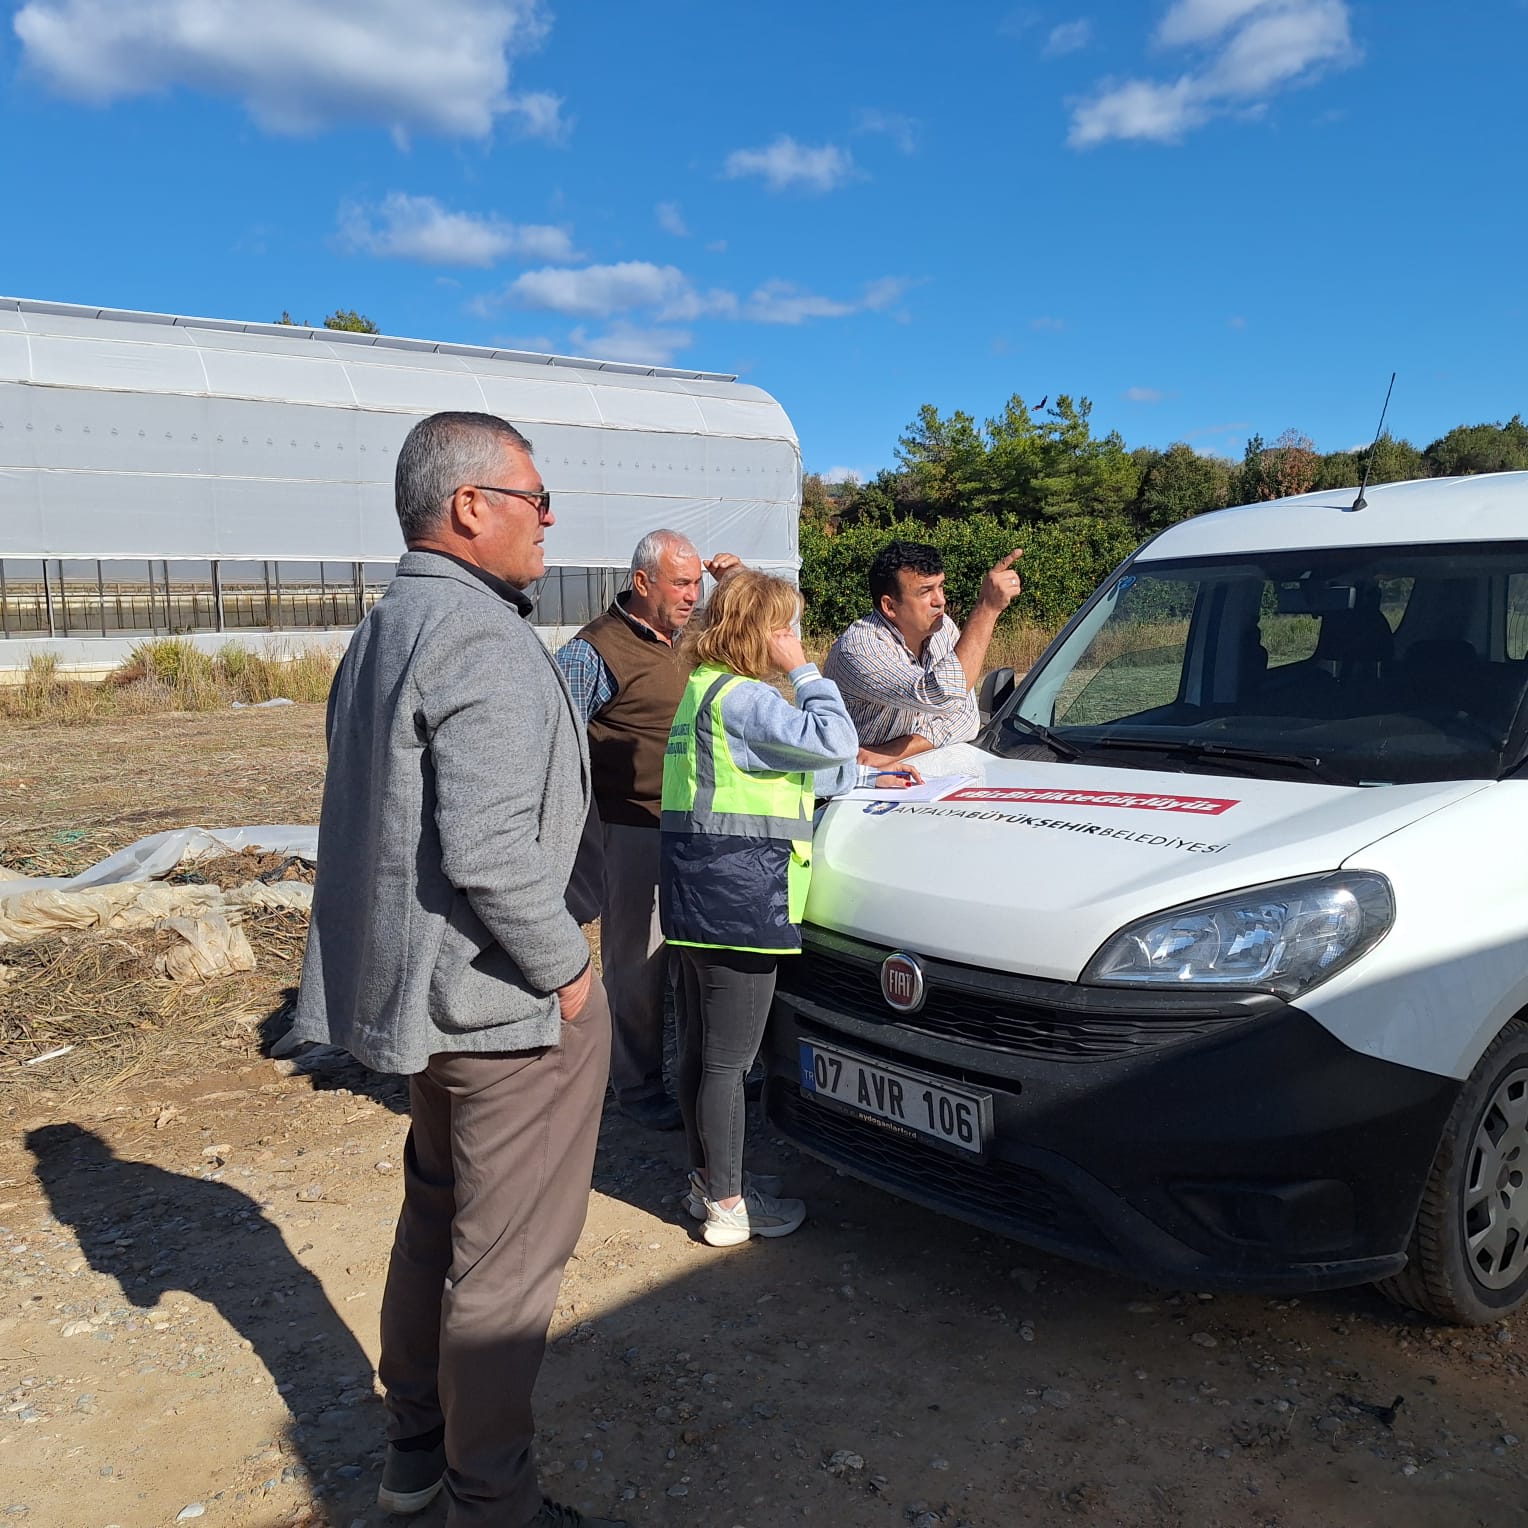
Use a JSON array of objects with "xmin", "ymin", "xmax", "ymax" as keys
[{"xmin": 1083, "ymin": 873, "xmax": 1394, "ymax": 998}]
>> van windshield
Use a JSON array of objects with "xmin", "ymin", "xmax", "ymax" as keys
[{"xmin": 991, "ymin": 541, "xmax": 1528, "ymax": 786}]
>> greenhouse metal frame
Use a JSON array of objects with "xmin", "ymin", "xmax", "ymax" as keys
[{"xmin": 0, "ymin": 298, "xmax": 802, "ymax": 671}]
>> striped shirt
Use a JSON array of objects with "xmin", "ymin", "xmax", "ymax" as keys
[{"xmin": 821, "ymin": 610, "xmax": 980, "ymax": 748}]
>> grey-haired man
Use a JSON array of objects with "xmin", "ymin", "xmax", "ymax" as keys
[
  {"xmin": 290, "ymin": 411, "xmax": 624, "ymax": 1528},
  {"xmin": 557, "ymin": 531, "xmax": 738, "ymax": 1130}
]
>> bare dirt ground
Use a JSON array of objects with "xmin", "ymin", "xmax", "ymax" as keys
[{"xmin": 2, "ymin": 708, "xmax": 1526, "ymax": 1528}]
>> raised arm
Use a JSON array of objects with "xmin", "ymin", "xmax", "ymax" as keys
[
  {"xmin": 950, "ymin": 549, "xmax": 1024, "ymax": 689},
  {"xmin": 721, "ymin": 664, "xmax": 860, "ymax": 773}
]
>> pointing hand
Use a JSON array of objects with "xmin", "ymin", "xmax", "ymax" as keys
[{"xmin": 978, "ymin": 549, "xmax": 1023, "ymax": 612}]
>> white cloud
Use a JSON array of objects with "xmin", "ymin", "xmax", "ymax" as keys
[
  {"xmin": 655, "ymin": 201, "xmax": 689, "ymax": 237},
  {"xmin": 705, "ymin": 239, "xmax": 729, "ymax": 254},
  {"xmin": 1044, "ymin": 19, "xmax": 1093, "ymax": 56},
  {"xmin": 723, "ymin": 136, "xmax": 858, "ymax": 193},
  {"xmin": 1068, "ymin": 0, "xmax": 1358, "ymax": 148},
  {"xmin": 819, "ymin": 466, "xmax": 868, "ymax": 484},
  {"xmin": 1030, "ymin": 315, "xmax": 1067, "ymax": 331},
  {"xmin": 744, "ymin": 281, "xmax": 854, "ymax": 325},
  {"xmin": 338, "ymin": 193, "xmax": 577, "ymax": 267},
  {"xmin": 499, "ymin": 262, "xmax": 908, "ymax": 331},
  {"xmin": 503, "ymin": 261, "xmax": 696, "ymax": 318},
  {"xmin": 502, "ymin": 88, "xmax": 569, "ymax": 143},
  {"xmin": 743, "ymin": 277, "xmax": 910, "ymax": 326},
  {"xmin": 856, "ymin": 108, "xmax": 920, "ymax": 154},
  {"xmin": 567, "ymin": 322, "xmax": 693, "ymax": 366},
  {"xmin": 12, "ymin": 0, "xmax": 561, "ymax": 140},
  {"xmin": 1156, "ymin": 0, "xmax": 1270, "ymax": 46},
  {"xmin": 1123, "ymin": 386, "xmax": 1166, "ymax": 403},
  {"xmin": 1228, "ymin": 314, "xmax": 1247, "ymax": 329}
]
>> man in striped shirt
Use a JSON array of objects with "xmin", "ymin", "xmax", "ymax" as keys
[{"xmin": 822, "ymin": 539, "xmax": 1023, "ymax": 769}]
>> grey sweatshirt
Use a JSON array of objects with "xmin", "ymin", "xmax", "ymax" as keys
[{"xmin": 714, "ymin": 662, "xmax": 872, "ymax": 796}]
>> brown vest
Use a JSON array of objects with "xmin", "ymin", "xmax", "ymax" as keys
[{"xmin": 579, "ymin": 598, "xmax": 692, "ymax": 829}]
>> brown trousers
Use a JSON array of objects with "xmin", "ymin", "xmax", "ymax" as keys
[{"xmin": 378, "ymin": 983, "xmax": 611, "ymax": 1527}]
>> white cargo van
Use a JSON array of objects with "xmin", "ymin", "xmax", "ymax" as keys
[{"xmin": 765, "ymin": 472, "xmax": 1528, "ymax": 1323}]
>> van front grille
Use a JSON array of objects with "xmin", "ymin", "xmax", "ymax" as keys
[
  {"xmin": 772, "ymin": 1084, "xmax": 1109, "ymax": 1254},
  {"xmin": 776, "ymin": 944, "xmax": 1251, "ymax": 1062}
]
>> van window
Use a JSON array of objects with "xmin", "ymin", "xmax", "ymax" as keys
[
  {"xmin": 1510, "ymin": 574, "xmax": 1528, "ymax": 661},
  {"xmin": 1053, "ymin": 575, "xmax": 1195, "ymax": 726},
  {"xmin": 1000, "ymin": 543, "xmax": 1528, "ymax": 786}
]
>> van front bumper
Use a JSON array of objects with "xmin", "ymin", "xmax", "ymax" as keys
[{"xmin": 764, "ymin": 926, "xmax": 1459, "ymax": 1292}]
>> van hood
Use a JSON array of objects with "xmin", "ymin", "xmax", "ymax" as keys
[{"xmin": 806, "ymin": 743, "xmax": 1490, "ymax": 982}]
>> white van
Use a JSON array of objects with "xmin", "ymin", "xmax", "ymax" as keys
[{"xmin": 765, "ymin": 472, "xmax": 1528, "ymax": 1323}]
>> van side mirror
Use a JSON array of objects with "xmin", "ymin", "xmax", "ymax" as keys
[{"xmin": 977, "ymin": 666, "xmax": 1015, "ymax": 723}]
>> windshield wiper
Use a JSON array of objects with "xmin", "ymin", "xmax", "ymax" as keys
[
  {"xmin": 1080, "ymin": 734, "xmax": 1351, "ymax": 785},
  {"xmin": 999, "ymin": 713, "xmax": 1083, "ymax": 759}
]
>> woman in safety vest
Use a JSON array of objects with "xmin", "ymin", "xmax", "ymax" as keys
[{"xmin": 659, "ymin": 568, "xmax": 918, "ymax": 1246}]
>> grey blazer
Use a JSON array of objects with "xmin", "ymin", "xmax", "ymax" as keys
[{"xmin": 290, "ymin": 551, "xmax": 591, "ymax": 1074}]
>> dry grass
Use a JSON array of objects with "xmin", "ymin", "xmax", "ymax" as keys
[
  {"xmin": 0, "ymin": 907, "xmax": 309, "ymax": 1092},
  {"xmin": 0, "ymin": 706, "xmax": 330, "ymax": 1094},
  {"xmin": 0, "ymin": 704, "xmax": 328, "ymax": 880},
  {"xmin": 0, "ymin": 640, "xmax": 342, "ymax": 724}
]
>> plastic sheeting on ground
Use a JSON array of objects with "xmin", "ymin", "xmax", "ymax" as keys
[
  {"xmin": 0, "ymin": 826, "xmax": 319, "ymax": 896},
  {"xmin": 0, "ymin": 877, "xmax": 314, "ymax": 946},
  {"xmin": 0, "ymin": 825, "xmax": 317, "ymax": 981},
  {"xmin": 153, "ymin": 914, "xmax": 257, "ymax": 982}
]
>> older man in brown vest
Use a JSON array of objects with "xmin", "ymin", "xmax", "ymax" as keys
[{"xmin": 557, "ymin": 530, "xmax": 738, "ymax": 1129}]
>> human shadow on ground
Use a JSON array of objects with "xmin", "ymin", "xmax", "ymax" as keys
[
  {"xmin": 25, "ymin": 1123, "xmax": 381, "ymax": 1504},
  {"xmin": 258, "ymin": 993, "xmax": 412, "ymax": 1116}
]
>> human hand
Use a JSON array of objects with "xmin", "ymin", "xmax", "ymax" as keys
[
  {"xmin": 857, "ymin": 742, "xmax": 902, "ymax": 769},
  {"xmin": 556, "ymin": 964, "xmax": 593, "ymax": 1023},
  {"xmin": 705, "ymin": 552, "xmax": 743, "ymax": 580},
  {"xmin": 873, "ymin": 764, "xmax": 925, "ymax": 789},
  {"xmin": 978, "ymin": 549, "xmax": 1024, "ymax": 612},
  {"xmin": 767, "ymin": 626, "xmax": 807, "ymax": 673}
]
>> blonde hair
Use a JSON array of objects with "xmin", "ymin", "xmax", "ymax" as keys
[{"xmin": 679, "ymin": 569, "xmax": 801, "ymax": 681}]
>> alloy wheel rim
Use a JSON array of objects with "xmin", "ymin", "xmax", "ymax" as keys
[{"xmin": 1464, "ymin": 1065, "xmax": 1528, "ymax": 1290}]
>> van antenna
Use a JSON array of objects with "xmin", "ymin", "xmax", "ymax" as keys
[{"xmin": 1348, "ymin": 371, "xmax": 1397, "ymax": 512}]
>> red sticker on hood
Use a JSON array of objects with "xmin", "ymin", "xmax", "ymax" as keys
[{"xmin": 943, "ymin": 786, "xmax": 1238, "ymax": 815}]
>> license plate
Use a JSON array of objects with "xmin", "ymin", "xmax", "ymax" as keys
[{"xmin": 798, "ymin": 1040, "xmax": 991, "ymax": 1157}]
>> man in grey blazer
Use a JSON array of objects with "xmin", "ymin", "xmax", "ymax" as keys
[{"xmin": 290, "ymin": 412, "xmax": 625, "ymax": 1528}]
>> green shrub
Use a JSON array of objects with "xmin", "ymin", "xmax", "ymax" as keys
[{"xmin": 800, "ymin": 513, "xmax": 1139, "ymax": 639}]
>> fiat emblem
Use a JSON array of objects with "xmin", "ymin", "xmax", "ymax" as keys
[{"xmin": 880, "ymin": 951, "xmax": 926, "ymax": 1014}]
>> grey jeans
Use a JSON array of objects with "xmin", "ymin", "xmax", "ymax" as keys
[
  {"xmin": 674, "ymin": 945, "xmax": 778, "ymax": 1201},
  {"xmin": 377, "ymin": 982, "xmax": 611, "ymax": 1527}
]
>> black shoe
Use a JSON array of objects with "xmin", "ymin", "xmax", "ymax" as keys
[
  {"xmin": 618, "ymin": 1094, "xmax": 682, "ymax": 1131},
  {"xmin": 532, "ymin": 1500, "xmax": 628, "ymax": 1527},
  {"xmin": 377, "ymin": 1434, "xmax": 445, "ymax": 1514}
]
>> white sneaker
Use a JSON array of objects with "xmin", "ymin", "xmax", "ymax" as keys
[
  {"xmin": 683, "ymin": 1167, "xmax": 784, "ymax": 1220},
  {"xmin": 702, "ymin": 1182, "xmax": 806, "ymax": 1247}
]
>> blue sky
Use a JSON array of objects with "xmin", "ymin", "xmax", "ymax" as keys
[{"xmin": 3, "ymin": 1, "xmax": 1525, "ymax": 479}]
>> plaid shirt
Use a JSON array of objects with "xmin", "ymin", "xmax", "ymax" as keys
[
  {"xmin": 821, "ymin": 609, "xmax": 980, "ymax": 748},
  {"xmin": 554, "ymin": 636, "xmax": 619, "ymax": 726}
]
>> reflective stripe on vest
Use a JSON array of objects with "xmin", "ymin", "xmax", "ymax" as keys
[{"xmin": 660, "ymin": 669, "xmax": 813, "ymax": 842}]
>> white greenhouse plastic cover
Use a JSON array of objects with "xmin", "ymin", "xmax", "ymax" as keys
[{"xmin": 0, "ymin": 298, "xmax": 801, "ymax": 572}]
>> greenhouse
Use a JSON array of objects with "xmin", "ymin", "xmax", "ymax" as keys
[{"xmin": 0, "ymin": 298, "xmax": 801, "ymax": 672}]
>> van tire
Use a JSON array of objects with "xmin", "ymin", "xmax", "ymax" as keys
[{"xmin": 1377, "ymin": 1019, "xmax": 1528, "ymax": 1325}]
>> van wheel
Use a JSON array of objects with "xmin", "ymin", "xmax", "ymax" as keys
[{"xmin": 1378, "ymin": 1020, "xmax": 1528, "ymax": 1324}]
